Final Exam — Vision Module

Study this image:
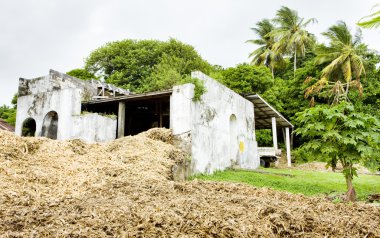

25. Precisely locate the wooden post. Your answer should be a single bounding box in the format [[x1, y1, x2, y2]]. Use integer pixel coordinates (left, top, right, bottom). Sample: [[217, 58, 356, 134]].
[[285, 127, 291, 167], [272, 117, 278, 150], [159, 101, 163, 127], [117, 102, 126, 138]]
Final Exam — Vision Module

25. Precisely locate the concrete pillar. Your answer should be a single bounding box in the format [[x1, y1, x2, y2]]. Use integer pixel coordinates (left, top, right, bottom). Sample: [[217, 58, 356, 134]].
[[117, 102, 125, 138], [285, 127, 291, 167], [272, 117, 278, 150]]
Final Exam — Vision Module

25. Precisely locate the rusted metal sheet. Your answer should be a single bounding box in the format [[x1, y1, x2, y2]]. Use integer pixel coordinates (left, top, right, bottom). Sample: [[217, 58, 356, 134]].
[[0, 119, 15, 132]]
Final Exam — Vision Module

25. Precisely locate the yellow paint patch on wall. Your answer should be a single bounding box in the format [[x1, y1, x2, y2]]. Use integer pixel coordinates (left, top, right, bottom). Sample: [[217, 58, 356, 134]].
[[239, 141, 244, 153]]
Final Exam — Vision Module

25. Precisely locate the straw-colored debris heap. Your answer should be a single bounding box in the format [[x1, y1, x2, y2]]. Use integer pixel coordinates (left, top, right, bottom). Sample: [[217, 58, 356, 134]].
[[0, 129, 379, 237]]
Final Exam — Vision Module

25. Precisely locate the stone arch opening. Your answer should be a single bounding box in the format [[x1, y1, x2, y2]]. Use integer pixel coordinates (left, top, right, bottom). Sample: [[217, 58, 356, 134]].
[[41, 111, 59, 139], [229, 114, 238, 162], [21, 118, 36, 137]]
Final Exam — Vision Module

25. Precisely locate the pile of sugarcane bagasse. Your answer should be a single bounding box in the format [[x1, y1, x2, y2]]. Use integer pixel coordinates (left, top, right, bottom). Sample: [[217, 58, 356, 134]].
[[0, 128, 379, 237]]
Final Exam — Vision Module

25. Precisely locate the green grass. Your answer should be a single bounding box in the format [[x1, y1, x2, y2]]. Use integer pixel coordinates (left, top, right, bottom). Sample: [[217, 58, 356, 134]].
[[193, 168, 380, 201]]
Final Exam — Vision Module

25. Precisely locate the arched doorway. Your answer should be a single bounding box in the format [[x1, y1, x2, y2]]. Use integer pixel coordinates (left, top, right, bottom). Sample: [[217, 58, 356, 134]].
[[21, 118, 36, 137], [229, 114, 238, 162], [41, 111, 58, 139]]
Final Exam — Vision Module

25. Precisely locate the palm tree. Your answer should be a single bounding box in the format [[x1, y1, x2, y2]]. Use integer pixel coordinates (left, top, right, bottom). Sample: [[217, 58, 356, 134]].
[[270, 6, 317, 79], [314, 21, 365, 100], [246, 19, 285, 79], [357, 4, 380, 29]]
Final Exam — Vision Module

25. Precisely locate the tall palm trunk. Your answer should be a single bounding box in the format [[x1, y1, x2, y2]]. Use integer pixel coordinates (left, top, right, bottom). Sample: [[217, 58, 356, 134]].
[[293, 47, 297, 80]]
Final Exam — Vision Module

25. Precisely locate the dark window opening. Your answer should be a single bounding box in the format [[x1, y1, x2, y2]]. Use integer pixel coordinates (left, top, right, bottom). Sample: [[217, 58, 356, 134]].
[[82, 102, 119, 117], [21, 118, 36, 137]]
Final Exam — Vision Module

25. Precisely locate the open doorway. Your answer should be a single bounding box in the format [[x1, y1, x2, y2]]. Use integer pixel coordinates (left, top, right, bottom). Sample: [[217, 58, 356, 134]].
[[41, 111, 59, 139], [21, 118, 36, 137]]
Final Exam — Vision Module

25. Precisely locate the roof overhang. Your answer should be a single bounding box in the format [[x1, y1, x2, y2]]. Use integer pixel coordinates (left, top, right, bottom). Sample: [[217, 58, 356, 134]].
[[244, 94, 294, 129], [82, 89, 173, 105]]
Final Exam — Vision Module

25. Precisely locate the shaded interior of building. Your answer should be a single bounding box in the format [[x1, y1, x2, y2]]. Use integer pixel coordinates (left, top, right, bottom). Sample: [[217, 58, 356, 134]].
[[82, 94, 171, 136], [21, 118, 36, 137]]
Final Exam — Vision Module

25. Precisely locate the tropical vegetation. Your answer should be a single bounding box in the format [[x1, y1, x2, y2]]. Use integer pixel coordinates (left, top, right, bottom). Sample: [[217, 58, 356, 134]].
[[357, 4, 380, 29], [269, 6, 316, 79], [246, 19, 285, 78]]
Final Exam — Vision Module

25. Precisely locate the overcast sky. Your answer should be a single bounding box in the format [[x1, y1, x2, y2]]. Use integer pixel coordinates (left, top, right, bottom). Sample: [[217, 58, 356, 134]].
[[0, 0, 379, 105]]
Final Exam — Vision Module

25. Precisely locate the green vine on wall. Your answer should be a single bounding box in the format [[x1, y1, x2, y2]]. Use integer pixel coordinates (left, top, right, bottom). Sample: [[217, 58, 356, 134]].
[[180, 76, 207, 102]]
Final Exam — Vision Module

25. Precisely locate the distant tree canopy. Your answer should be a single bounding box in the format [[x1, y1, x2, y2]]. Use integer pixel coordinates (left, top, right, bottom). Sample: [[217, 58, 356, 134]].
[[0, 94, 17, 126], [84, 38, 213, 92], [66, 68, 97, 81], [217, 64, 273, 95]]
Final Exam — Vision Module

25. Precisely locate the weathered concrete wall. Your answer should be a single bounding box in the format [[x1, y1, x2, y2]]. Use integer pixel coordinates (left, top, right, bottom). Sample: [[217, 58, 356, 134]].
[[15, 70, 116, 142], [72, 113, 116, 142], [15, 88, 81, 139], [170, 83, 194, 136], [170, 72, 259, 174], [18, 70, 97, 100]]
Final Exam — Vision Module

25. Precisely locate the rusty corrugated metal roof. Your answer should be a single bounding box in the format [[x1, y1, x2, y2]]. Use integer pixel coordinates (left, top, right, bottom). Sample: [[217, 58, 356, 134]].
[[244, 94, 294, 129], [0, 119, 15, 132]]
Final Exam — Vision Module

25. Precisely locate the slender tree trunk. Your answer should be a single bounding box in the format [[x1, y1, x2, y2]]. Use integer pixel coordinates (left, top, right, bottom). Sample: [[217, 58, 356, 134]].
[[294, 48, 297, 80], [345, 80, 350, 96], [271, 67, 274, 80], [345, 177, 356, 202], [344, 163, 356, 202], [331, 159, 337, 172]]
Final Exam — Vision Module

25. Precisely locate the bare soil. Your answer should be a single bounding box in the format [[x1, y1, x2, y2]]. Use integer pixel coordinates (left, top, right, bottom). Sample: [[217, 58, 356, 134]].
[[1, 129, 379, 237], [276, 155, 377, 175]]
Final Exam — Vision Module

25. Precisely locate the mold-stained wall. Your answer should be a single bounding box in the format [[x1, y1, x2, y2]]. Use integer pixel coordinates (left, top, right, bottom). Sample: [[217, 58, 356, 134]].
[[72, 113, 116, 142], [170, 72, 259, 174], [15, 70, 116, 142]]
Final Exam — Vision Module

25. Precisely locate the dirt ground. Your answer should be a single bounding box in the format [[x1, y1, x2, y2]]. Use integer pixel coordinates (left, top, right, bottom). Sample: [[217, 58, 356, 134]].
[[276, 155, 378, 175], [0, 129, 379, 237]]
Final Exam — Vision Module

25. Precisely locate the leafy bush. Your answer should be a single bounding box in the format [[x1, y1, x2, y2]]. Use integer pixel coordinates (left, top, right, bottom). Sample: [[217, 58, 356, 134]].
[[295, 101, 380, 201]]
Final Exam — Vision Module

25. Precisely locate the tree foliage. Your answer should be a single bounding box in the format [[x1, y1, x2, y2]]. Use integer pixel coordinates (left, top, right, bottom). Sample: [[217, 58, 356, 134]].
[[0, 106, 15, 125], [84, 39, 212, 92], [219, 64, 273, 94], [66, 68, 97, 81], [357, 4, 380, 29], [295, 102, 380, 201], [0, 96, 17, 127], [308, 22, 366, 103], [269, 6, 317, 79], [247, 19, 285, 78]]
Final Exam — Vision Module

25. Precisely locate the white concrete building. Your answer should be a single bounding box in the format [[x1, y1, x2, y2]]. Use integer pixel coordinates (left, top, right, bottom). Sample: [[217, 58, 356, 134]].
[[15, 70, 128, 142], [16, 70, 293, 175], [171, 72, 258, 173]]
